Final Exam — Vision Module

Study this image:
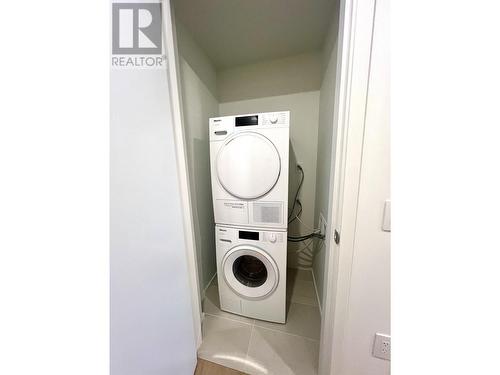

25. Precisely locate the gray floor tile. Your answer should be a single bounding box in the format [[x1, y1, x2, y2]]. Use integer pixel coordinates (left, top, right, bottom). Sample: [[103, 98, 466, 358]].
[[254, 302, 321, 340], [198, 315, 252, 373], [245, 326, 319, 375]]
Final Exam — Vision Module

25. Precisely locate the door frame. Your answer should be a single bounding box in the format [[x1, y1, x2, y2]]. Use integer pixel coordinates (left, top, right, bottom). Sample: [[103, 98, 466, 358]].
[[162, 0, 203, 349], [164, 0, 379, 369], [318, 0, 378, 373]]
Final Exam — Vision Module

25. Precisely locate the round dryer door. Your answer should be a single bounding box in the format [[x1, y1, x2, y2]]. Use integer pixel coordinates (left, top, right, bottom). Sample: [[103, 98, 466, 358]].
[[222, 245, 279, 300], [216, 132, 281, 199]]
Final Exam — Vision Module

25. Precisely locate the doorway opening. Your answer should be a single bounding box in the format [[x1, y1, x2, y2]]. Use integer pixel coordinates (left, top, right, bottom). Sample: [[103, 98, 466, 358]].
[[166, 0, 363, 374]]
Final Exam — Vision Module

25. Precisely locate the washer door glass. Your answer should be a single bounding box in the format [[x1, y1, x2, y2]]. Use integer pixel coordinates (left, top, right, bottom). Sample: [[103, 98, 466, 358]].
[[223, 246, 279, 300], [216, 132, 281, 199], [232, 255, 268, 287]]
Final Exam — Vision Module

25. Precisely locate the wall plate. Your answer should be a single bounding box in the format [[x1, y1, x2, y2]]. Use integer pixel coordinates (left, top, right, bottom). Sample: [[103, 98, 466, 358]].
[[373, 333, 391, 360]]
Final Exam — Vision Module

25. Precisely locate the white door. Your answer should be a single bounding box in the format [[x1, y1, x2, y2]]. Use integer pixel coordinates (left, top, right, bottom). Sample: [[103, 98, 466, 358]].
[[336, 0, 390, 372], [216, 132, 281, 199], [319, 0, 390, 373], [110, 1, 199, 374]]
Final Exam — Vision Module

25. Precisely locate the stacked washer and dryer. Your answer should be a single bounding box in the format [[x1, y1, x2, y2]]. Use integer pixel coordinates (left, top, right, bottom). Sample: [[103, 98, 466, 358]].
[[209, 111, 290, 323]]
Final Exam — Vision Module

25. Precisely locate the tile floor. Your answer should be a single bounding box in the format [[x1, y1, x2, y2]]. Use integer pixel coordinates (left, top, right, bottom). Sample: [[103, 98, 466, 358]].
[[198, 268, 321, 375]]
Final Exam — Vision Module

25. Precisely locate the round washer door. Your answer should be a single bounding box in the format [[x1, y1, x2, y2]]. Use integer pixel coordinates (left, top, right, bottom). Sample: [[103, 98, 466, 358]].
[[222, 245, 279, 300], [216, 132, 281, 199]]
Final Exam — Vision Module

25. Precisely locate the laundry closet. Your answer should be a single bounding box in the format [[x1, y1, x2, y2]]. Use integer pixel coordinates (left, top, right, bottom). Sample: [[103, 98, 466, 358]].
[[173, 1, 340, 373]]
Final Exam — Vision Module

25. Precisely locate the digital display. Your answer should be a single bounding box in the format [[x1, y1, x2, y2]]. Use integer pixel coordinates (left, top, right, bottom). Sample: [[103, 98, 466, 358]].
[[239, 230, 259, 241], [235, 115, 258, 126]]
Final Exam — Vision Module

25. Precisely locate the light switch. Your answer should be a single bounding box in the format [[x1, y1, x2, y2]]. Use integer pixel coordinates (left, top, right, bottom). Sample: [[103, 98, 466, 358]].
[[382, 199, 391, 232]]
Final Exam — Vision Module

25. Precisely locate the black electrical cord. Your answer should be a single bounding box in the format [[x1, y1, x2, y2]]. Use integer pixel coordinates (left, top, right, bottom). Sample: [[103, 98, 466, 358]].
[[295, 200, 303, 219], [287, 165, 304, 222], [288, 233, 324, 240], [287, 232, 325, 242], [288, 199, 302, 224], [286, 164, 326, 243]]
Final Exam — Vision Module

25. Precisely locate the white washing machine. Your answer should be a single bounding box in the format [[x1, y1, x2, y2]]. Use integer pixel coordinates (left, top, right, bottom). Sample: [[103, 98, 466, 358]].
[[209, 112, 289, 230], [215, 224, 287, 323]]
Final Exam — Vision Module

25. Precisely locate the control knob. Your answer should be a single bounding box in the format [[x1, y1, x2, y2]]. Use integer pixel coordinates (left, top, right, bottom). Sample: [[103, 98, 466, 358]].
[[268, 233, 277, 243], [268, 114, 279, 124]]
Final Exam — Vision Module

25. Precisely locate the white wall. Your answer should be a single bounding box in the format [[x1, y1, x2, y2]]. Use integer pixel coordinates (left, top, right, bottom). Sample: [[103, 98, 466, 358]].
[[217, 52, 322, 103], [219, 92, 320, 269], [176, 19, 218, 98], [110, 68, 197, 374], [321, 8, 341, 77], [313, 7, 340, 308], [338, 0, 390, 372], [176, 14, 220, 294], [179, 57, 219, 293]]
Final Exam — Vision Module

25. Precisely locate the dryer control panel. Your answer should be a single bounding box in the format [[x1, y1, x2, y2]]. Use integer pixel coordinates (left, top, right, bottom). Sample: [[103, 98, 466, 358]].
[[209, 111, 289, 141]]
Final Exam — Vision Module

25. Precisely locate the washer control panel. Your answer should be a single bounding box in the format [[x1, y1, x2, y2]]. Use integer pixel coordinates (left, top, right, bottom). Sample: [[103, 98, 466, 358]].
[[217, 226, 285, 244]]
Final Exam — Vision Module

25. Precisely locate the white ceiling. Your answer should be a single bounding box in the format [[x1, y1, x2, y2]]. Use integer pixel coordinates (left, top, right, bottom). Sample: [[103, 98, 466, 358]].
[[173, 0, 337, 70]]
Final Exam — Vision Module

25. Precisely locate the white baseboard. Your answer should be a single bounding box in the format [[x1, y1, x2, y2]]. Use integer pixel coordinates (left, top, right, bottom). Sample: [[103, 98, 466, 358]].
[[311, 268, 323, 316]]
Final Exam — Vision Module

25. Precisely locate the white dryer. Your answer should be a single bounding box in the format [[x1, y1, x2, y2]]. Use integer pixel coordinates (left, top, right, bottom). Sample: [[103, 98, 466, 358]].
[[215, 224, 286, 323], [209, 112, 289, 230]]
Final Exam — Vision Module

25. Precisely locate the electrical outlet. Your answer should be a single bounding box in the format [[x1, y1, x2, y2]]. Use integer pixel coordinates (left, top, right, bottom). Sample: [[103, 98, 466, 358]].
[[319, 214, 327, 236], [373, 333, 391, 361]]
